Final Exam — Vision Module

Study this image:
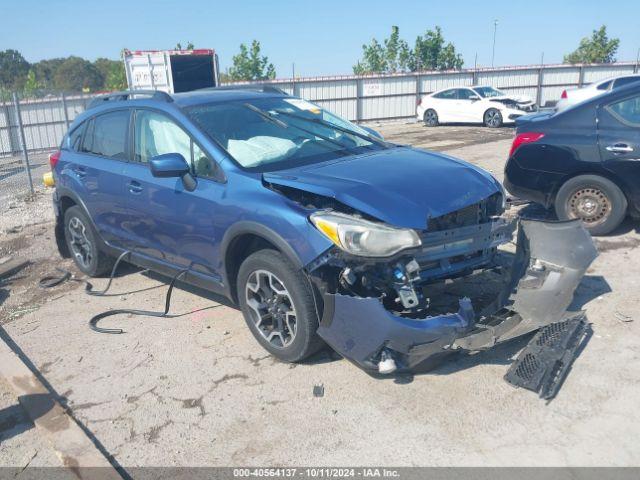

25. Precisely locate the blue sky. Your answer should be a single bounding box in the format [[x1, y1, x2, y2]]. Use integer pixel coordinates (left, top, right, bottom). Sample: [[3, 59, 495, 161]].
[[2, 0, 638, 77]]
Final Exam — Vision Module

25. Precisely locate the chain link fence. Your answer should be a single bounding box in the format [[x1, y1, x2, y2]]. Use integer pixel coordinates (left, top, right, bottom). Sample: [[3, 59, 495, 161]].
[[0, 91, 95, 203]]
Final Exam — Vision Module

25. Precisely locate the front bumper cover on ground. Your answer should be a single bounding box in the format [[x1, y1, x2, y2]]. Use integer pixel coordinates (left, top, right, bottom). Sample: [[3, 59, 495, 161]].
[[316, 218, 598, 372]]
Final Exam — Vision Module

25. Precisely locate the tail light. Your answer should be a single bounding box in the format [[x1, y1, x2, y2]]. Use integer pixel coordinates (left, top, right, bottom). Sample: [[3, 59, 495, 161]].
[[416, 97, 422, 106], [561, 90, 568, 99], [509, 132, 545, 157], [49, 150, 61, 169]]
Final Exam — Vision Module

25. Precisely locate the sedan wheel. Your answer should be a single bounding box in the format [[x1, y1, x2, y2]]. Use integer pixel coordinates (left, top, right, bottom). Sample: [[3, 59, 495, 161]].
[[566, 187, 611, 227], [423, 109, 439, 127], [555, 175, 628, 236], [483, 108, 503, 128]]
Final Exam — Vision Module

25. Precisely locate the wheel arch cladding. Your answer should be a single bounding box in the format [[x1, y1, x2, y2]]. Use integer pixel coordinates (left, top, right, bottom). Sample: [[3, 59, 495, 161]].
[[221, 222, 306, 304]]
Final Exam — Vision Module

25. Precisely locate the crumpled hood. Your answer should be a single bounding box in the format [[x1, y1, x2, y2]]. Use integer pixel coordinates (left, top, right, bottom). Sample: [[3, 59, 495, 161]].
[[490, 94, 534, 105], [263, 147, 502, 229]]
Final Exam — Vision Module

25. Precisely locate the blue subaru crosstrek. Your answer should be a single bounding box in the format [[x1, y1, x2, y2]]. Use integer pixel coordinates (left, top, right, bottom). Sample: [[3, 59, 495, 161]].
[[50, 88, 597, 374]]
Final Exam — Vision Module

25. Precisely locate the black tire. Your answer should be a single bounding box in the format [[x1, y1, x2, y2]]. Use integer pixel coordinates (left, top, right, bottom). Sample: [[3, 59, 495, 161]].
[[423, 109, 439, 127], [483, 108, 503, 128], [63, 206, 115, 276], [555, 175, 627, 236], [237, 249, 324, 362]]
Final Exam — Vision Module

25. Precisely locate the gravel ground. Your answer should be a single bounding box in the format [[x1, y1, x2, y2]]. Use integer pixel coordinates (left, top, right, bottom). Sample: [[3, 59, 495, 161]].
[[1, 123, 639, 469]]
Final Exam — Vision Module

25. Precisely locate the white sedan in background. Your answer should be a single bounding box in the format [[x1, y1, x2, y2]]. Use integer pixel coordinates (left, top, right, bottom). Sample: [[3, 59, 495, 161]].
[[416, 85, 537, 128], [556, 74, 640, 111]]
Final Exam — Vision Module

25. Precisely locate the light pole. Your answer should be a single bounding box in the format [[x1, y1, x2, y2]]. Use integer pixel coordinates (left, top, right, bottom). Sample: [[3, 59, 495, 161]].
[[491, 19, 498, 68]]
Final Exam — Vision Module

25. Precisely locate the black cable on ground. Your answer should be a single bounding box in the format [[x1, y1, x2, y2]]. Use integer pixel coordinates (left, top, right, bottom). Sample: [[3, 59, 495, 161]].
[[39, 250, 190, 335]]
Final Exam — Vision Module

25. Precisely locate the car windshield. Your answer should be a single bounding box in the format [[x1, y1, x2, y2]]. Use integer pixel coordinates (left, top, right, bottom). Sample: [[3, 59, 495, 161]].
[[186, 97, 388, 171], [474, 86, 504, 98]]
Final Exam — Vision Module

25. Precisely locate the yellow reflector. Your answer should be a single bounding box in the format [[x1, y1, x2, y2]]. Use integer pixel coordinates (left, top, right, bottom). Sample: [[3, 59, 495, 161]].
[[315, 218, 341, 246], [43, 172, 55, 187]]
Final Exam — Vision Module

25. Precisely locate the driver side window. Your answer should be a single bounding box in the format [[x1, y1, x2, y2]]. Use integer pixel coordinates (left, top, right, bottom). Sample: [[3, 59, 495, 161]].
[[134, 110, 217, 179]]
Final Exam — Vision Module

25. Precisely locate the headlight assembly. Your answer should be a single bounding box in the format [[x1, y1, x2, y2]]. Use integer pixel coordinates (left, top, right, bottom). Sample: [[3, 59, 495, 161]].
[[310, 212, 421, 257]]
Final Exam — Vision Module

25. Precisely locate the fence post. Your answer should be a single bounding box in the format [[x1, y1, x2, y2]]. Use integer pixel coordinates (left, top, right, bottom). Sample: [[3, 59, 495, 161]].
[[12, 92, 34, 196], [356, 77, 363, 123], [578, 65, 585, 87], [536, 67, 543, 107], [61, 92, 70, 130], [415, 74, 421, 109]]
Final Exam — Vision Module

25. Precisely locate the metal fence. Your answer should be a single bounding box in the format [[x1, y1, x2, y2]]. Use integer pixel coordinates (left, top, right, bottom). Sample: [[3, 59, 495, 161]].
[[252, 61, 639, 122], [1, 61, 638, 198], [0, 92, 94, 200]]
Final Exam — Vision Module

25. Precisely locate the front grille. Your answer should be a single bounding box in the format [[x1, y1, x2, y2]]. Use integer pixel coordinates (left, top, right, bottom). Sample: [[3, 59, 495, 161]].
[[427, 192, 502, 232]]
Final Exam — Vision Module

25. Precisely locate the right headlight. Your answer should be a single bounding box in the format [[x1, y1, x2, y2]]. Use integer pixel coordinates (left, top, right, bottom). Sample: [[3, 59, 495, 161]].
[[310, 211, 421, 257]]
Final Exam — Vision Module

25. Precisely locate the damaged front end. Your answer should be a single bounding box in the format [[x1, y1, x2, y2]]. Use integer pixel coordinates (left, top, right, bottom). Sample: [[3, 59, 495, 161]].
[[308, 211, 597, 374]]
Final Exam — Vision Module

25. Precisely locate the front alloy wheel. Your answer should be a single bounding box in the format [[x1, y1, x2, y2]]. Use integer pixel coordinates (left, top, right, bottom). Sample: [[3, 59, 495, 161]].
[[237, 249, 325, 362], [245, 269, 297, 348], [484, 108, 503, 128]]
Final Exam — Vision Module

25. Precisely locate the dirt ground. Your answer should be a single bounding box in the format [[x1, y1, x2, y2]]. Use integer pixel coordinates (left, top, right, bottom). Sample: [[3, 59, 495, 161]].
[[1, 123, 639, 469]]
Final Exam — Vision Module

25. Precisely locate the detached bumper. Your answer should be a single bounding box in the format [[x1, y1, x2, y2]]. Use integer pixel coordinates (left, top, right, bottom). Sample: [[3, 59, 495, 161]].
[[317, 218, 597, 373]]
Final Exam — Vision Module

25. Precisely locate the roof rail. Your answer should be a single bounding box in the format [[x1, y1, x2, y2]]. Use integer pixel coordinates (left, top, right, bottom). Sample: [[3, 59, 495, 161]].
[[201, 84, 289, 95], [88, 90, 174, 109]]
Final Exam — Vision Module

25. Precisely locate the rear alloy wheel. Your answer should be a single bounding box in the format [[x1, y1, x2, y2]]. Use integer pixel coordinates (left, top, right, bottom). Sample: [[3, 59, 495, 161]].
[[237, 249, 325, 362], [63, 205, 115, 276], [423, 109, 439, 127], [555, 175, 627, 235], [483, 108, 503, 128]]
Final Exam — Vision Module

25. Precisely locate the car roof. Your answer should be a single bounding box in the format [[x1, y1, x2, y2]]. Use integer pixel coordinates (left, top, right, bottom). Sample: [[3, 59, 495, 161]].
[[561, 79, 640, 114], [172, 89, 286, 107], [593, 73, 640, 85]]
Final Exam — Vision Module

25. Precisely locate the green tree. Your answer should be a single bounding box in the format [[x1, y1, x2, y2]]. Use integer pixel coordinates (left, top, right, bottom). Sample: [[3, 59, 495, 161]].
[[94, 58, 126, 90], [228, 40, 276, 81], [564, 26, 620, 64], [410, 27, 463, 70], [32, 58, 65, 89], [53, 56, 104, 92], [353, 26, 463, 74], [0, 49, 30, 90], [175, 42, 195, 50], [353, 38, 387, 74], [23, 69, 43, 97]]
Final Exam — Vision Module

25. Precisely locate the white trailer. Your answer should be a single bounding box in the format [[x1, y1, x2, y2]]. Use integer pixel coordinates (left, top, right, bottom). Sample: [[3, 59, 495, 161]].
[[123, 48, 220, 94]]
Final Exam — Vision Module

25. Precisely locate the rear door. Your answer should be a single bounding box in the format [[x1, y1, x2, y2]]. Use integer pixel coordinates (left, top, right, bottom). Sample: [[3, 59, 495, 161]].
[[429, 89, 458, 123], [120, 108, 224, 279], [74, 109, 130, 246], [598, 92, 640, 211]]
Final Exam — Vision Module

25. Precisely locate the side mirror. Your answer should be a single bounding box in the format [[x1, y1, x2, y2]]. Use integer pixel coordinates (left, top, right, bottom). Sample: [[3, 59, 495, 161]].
[[361, 126, 384, 140], [469, 95, 481, 101], [149, 153, 191, 178]]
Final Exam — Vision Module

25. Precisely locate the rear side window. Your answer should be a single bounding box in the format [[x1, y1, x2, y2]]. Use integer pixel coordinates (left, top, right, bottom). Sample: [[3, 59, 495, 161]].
[[613, 77, 640, 89], [67, 123, 85, 151], [596, 80, 612, 91], [607, 95, 640, 126], [81, 110, 129, 160], [433, 89, 457, 99]]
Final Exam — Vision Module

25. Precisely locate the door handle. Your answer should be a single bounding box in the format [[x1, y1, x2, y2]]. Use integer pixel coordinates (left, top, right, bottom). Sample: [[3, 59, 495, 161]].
[[606, 143, 634, 154], [127, 181, 143, 194]]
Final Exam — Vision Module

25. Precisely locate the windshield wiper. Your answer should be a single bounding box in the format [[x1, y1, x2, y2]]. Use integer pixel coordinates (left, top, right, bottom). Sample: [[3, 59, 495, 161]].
[[272, 109, 391, 148], [244, 103, 288, 128]]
